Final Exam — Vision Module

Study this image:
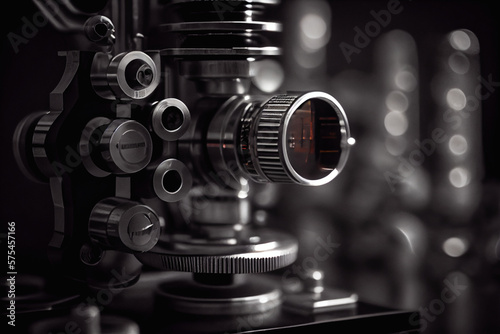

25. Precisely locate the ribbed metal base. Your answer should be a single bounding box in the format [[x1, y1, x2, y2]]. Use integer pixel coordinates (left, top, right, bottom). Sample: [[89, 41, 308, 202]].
[[135, 229, 298, 273]]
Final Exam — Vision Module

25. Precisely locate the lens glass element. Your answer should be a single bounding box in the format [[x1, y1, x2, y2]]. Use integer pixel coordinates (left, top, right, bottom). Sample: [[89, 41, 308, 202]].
[[285, 99, 341, 180]]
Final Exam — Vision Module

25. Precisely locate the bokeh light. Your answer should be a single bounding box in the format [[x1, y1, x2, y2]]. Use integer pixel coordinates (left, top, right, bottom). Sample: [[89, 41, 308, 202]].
[[448, 134, 468, 155], [384, 111, 409, 136], [443, 237, 469, 257], [448, 167, 470, 188], [446, 88, 467, 111]]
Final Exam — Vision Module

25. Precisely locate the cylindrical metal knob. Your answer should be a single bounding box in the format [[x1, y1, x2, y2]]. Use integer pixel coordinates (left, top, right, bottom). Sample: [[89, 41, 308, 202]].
[[89, 198, 161, 252], [151, 98, 191, 141], [153, 158, 193, 202], [84, 15, 115, 46], [12, 111, 50, 183], [91, 51, 160, 100], [99, 119, 153, 174]]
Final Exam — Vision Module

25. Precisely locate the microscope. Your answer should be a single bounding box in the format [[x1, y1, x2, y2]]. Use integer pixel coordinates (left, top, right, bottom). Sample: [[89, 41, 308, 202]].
[[9, 0, 420, 332]]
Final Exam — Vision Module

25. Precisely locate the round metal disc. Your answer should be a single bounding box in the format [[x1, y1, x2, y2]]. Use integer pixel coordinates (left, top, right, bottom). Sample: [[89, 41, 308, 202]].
[[156, 272, 281, 315], [161, 21, 282, 32], [135, 229, 297, 274], [161, 46, 281, 57]]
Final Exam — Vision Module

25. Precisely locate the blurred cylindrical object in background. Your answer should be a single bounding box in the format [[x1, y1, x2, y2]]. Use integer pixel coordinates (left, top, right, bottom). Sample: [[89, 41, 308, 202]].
[[374, 29, 431, 210], [430, 29, 483, 224], [282, 0, 331, 90]]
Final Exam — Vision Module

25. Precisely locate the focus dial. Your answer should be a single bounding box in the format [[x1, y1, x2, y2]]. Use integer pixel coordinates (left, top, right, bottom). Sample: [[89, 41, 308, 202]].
[[245, 92, 351, 186]]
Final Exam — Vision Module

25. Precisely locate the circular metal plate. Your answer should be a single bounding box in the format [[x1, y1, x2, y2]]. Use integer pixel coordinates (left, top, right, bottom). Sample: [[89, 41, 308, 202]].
[[161, 21, 282, 32], [156, 272, 281, 315], [153, 159, 193, 202], [135, 229, 297, 274], [100, 120, 153, 174], [161, 46, 281, 57], [151, 99, 191, 141]]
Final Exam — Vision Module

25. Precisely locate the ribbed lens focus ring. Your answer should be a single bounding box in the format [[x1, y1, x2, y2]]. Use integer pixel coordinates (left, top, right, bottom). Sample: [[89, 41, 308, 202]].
[[240, 92, 351, 186]]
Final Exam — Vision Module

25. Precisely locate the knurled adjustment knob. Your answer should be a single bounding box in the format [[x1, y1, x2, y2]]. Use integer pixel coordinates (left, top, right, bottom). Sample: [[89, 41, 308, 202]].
[[99, 119, 153, 174], [89, 197, 161, 252], [243, 92, 351, 186], [253, 95, 297, 183]]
